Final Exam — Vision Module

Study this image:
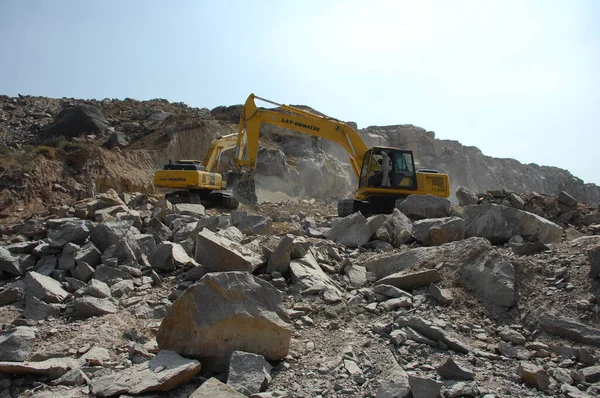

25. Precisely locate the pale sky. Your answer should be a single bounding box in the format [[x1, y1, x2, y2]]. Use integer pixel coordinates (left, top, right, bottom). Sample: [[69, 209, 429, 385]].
[[1, 1, 598, 184]]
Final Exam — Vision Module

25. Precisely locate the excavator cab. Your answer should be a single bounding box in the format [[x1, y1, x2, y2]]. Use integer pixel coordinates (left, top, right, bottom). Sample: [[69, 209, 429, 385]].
[[359, 147, 417, 190]]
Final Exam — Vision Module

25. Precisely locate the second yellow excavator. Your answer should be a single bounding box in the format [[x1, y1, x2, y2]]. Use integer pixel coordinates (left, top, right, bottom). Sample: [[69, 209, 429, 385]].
[[154, 94, 451, 217]]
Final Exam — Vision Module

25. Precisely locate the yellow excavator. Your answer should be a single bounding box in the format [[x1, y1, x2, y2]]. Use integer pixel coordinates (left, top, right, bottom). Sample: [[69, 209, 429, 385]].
[[154, 94, 451, 216], [153, 133, 242, 209]]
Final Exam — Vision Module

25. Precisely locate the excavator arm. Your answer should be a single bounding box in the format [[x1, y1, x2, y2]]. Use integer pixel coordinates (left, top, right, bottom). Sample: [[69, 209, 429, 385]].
[[234, 94, 368, 179], [201, 132, 244, 172]]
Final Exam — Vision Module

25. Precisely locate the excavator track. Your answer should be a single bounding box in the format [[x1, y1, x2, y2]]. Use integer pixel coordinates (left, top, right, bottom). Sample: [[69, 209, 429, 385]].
[[164, 190, 239, 210]]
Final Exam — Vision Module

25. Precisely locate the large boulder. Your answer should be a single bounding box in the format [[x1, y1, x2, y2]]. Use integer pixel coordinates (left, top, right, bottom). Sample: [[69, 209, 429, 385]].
[[90, 221, 135, 252], [156, 272, 292, 371], [396, 194, 452, 220], [226, 351, 272, 395], [464, 204, 563, 244], [324, 212, 387, 248], [411, 217, 465, 246], [41, 104, 110, 139]]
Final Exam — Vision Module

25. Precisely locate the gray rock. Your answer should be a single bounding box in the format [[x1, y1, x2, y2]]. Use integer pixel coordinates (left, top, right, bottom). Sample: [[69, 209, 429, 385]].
[[93, 265, 133, 285], [456, 186, 478, 206], [408, 374, 443, 398], [234, 214, 273, 235], [195, 229, 262, 273], [110, 279, 134, 298], [90, 350, 201, 397], [324, 212, 387, 248], [375, 269, 441, 291], [588, 247, 600, 279], [41, 104, 110, 139], [436, 357, 475, 380], [57, 252, 75, 271], [0, 247, 35, 276], [174, 203, 206, 218], [381, 209, 413, 246], [134, 233, 157, 256], [412, 217, 465, 246], [559, 191, 578, 207], [35, 255, 57, 276], [497, 341, 518, 358], [47, 220, 93, 247], [395, 315, 470, 353], [18, 218, 47, 238], [376, 380, 410, 398], [80, 279, 111, 298], [518, 361, 550, 390], [459, 253, 515, 309], [290, 250, 343, 297], [344, 264, 367, 289], [373, 284, 414, 301], [464, 204, 563, 244], [70, 262, 95, 282], [499, 327, 526, 345], [580, 365, 600, 383], [156, 272, 292, 372], [510, 241, 549, 256], [90, 221, 134, 252], [509, 193, 525, 210], [535, 309, 600, 346], [190, 377, 247, 397], [149, 242, 193, 272], [73, 296, 118, 317], [74, 242, 101, 268], [185, 265, 208, 282], [0, 326, 36, 361], [62, 243, 79, 254], [429, 283, 453, 305], [51, 368, 89, 386], [150, 218, 172, 243], [217, 226, 244, 243], [23, 296, 61, 320], [266, 234, 294, 274], [396, 194, 452, 220], [0, 286, 24, 305], [227, 351, 272, 395], [25, 271, 69, 303], [0, 357, 82, 380], [5, 241, 39, 254]]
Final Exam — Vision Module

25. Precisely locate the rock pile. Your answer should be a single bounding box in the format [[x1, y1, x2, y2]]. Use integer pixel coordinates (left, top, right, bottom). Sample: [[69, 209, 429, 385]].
[[0, 188, 599, 397]]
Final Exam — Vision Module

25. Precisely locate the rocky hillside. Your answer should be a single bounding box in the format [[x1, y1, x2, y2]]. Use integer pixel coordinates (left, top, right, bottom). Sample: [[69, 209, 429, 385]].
[[1, 94, 599, 216], [0, 187, 600, 397]]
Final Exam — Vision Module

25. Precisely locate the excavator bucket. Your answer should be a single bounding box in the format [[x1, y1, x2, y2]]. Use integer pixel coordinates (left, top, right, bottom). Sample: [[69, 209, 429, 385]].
[[226, 171, 258, 205]]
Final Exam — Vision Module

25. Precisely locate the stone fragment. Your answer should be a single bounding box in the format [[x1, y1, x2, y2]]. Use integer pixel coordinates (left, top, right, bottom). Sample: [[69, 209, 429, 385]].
[[289, 251, 342, 297], [0, 247, 35, 276], [588, 247, 600, 279], [47, 220, 93, 247], [266, 234, 294, 274], [535, 310, 600, 346], [324, 213, 387, 248], [558, 191, 578, 207], [80, 279, 111, 298], [436, 357, 475, 380], [518, 361, 550, 390], [149, 242, 193, 271], [25, 271, 69, 303], [429, 283, 453, 305], [0, 326, 36, 361], [234, 214, 273, 235], [71, 261, 95, 282], [73, 296, 118, 317], [0, 357, 81, 380], [227, 351, 272, 395], [580, 365, 600, 383], [383, 208, 413, 247], [344, 264, 367, 289], [459, 254, 515, 309], [456, 186, 478, 206], [408, 374, 443, 398], [412, 217, 465, 246], [375, 269, 441, 291], [191, 377, 246, 397], [23, 296, 61, 320], [90, 350, 201, 397], [110, 279, 134, 298], [0, 286, 25, 305], [395, 315, 470, 353], [74, 242, 102, 268]]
